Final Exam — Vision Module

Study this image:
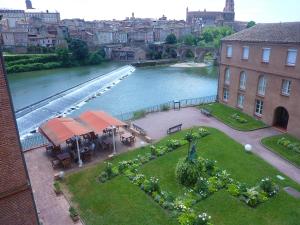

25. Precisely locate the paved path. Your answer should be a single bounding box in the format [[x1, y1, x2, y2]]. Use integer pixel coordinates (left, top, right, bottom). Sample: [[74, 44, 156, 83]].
[[25, 147, 83, 225], [134, 107, 300, 184]]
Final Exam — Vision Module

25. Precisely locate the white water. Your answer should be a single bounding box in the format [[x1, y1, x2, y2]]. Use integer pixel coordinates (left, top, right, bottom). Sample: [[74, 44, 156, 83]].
[[17, 65, 135, 137]]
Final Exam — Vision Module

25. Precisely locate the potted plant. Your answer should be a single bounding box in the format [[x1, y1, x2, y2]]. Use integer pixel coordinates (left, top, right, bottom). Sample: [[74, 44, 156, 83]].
[[69, 206, 79, 222], [53, 181, 62, 195]]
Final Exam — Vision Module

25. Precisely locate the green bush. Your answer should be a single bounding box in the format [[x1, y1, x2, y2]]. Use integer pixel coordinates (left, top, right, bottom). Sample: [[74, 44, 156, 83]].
[[160, 104, 170, 111], [175, 158, 201, 187], [132, 110, 146, 120], [259, 178, 279, 197], [69, 206, 79, 218], [227, 183, 240, 197], [194, 177, 209, 195]]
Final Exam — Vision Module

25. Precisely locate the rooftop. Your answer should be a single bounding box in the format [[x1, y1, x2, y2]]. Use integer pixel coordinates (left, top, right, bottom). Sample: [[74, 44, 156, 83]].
[[222, 22, 300, 44]]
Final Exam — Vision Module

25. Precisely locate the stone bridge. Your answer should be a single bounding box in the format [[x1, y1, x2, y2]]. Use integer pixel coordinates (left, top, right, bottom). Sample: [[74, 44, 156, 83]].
[[176, 45, 217, 62]]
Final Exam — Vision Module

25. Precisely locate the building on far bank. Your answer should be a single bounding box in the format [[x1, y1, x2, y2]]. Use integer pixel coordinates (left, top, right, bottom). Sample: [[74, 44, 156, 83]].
[[186, 0, 235, 27], [219, 22, 300, 138], [112, 46, 146, 61]]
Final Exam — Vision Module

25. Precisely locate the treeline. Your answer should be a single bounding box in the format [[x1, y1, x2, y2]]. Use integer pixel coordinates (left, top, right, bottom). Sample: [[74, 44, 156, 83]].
[[5, 38, 107, 74], [165, 26, 234, 49]]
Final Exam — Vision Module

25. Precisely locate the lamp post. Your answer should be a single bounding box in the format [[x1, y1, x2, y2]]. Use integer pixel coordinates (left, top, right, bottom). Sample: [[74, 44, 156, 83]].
[[244, 144, 252, 153], [75, 135, 83, 167], [111, 126, 116, 155]]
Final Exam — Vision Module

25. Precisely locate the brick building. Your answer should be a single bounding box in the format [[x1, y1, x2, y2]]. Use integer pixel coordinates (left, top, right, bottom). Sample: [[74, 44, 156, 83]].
[[0, 44, 38, 223], [219, 22, 300, 138]]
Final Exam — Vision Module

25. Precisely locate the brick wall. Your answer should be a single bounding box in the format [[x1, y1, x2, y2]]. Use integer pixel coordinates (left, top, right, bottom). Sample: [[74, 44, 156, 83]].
[[218, 41, 300, 138], [0, 51, 39, 224]]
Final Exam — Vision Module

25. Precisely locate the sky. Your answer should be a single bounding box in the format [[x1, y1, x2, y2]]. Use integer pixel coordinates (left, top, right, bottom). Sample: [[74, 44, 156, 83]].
[[0, 0, 300, 23]]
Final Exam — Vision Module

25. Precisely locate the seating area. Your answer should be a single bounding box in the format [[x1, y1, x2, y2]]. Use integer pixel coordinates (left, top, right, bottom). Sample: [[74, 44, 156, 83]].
[[39, 111, 139, 169]]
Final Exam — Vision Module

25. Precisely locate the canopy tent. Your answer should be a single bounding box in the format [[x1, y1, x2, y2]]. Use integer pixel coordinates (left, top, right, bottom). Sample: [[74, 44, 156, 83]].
[[39, 117, 93, 146], [77, 111, 126, 134]]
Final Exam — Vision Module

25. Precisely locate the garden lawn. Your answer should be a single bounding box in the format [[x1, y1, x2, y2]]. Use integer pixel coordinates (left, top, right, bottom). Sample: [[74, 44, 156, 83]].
[[65, 127, 300, 225], [201, 103, 267, 131], [262, 134, 300, 167]]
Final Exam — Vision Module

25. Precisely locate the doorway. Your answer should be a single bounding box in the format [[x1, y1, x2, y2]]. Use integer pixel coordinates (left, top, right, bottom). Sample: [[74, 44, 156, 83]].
[[273, 107, 289, 130]]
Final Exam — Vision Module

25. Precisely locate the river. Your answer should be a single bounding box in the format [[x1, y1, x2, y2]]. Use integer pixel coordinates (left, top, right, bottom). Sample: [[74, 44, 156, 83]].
[[7, 62, 218, 136]]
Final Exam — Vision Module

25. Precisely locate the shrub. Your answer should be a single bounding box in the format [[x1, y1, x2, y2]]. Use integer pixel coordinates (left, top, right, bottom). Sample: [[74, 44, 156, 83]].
[[231, 113, 248, 124], [176, 158, 201, 187], [227, 183, 240, 197], [53, 181, 62, 194], [198, 128, 210, 137], [242, 188, 260, 207], [194, 177, 209, 196], [204, 159, 216, 176], [194, 212, 212, 225], [141, 177, 160, 194], [259, 178, 279, 197], [166, 139, 182, 150], [132, 110, 146, 120], [99, 171, 108, 183], [69, 206, 79, 221], [160, 104, 170, 111], [132, 174, 145, 186]]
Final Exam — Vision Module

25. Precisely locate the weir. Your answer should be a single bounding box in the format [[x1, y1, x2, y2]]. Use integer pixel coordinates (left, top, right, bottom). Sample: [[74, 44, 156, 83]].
[[16, 65, 136, 137]]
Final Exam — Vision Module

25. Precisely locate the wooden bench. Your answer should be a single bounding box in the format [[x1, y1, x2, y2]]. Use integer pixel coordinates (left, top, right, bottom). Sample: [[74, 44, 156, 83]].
[[167, 124, 182, 134], [200, 108, 212, 117], [132, 123, 147, 136]]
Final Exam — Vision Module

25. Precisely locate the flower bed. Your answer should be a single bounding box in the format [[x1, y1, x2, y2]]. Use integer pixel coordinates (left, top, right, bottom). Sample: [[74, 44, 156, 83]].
[[98, 127, 279, 225]]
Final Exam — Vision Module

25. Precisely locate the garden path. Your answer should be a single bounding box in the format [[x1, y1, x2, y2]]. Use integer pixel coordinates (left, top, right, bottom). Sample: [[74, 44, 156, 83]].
[[133, 107, 300, 185]]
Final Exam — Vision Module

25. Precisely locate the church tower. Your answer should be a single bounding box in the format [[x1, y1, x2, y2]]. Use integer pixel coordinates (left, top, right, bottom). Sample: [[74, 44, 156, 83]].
[[224, 0, 234, 12], [25, 0, 33, 9]]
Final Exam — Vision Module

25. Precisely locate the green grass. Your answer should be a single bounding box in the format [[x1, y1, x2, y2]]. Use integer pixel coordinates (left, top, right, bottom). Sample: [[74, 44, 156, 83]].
[[201, 103, 267, 131], [65, 127, 300, 225], [262, 134, 300, 167]]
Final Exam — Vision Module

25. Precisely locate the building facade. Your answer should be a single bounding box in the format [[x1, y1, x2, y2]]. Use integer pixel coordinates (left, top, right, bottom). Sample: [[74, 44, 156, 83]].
[[186, 0, 235, 27], [0, 44, 39, 224], [219, 22, 300, 138]]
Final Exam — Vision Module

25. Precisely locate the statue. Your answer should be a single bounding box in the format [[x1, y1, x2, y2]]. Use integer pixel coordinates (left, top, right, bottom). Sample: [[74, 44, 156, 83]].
[[188, 143, 197, 162]]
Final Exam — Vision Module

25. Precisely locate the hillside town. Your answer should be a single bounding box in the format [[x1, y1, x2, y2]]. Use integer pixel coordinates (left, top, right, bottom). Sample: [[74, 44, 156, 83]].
[[0, 0, 247, 61]]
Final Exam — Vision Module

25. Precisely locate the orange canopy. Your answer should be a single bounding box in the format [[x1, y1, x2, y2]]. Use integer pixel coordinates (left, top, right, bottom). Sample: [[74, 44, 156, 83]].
[[39, 117, 93, 146], [78, 111, 126, 134]]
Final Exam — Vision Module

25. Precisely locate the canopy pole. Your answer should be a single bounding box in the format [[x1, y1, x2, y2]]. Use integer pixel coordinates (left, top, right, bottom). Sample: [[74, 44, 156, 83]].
[[76, 136, 83, 167], [111, 126, 116, 155]]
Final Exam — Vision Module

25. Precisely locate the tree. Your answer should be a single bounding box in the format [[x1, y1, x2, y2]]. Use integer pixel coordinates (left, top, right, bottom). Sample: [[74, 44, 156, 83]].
[[200, 26, 234, 48], [165, 33, 177, 44], [88, 52, 103, 65], [247, 21, 256, 28], [68, 39, 89, 62], [56, 48, 71, 66], [184, 35, 196, 46]]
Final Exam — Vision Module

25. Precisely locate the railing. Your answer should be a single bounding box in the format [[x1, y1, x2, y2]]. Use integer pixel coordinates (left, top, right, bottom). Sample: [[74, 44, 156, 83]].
[[21, 133, 49, 152], [20, 95, 217, 151], [114, 95, 217, 121]]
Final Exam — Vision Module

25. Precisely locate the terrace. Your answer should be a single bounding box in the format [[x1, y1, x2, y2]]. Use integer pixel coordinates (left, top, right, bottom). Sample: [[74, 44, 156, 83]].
[[24, 107, 300, 225]]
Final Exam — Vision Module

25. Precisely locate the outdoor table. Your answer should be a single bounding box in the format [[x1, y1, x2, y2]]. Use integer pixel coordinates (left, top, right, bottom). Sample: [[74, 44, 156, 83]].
[[56, 152, 71, 168], [121, 133, 135, 145]]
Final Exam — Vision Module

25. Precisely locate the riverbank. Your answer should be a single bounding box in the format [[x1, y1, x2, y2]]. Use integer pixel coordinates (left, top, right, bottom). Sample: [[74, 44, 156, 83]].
[[170, 62, 208, 68], [132, 59, 178, 67]]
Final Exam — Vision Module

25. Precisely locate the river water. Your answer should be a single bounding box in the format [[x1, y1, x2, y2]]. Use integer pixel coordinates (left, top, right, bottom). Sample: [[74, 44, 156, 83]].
[[7, 62, 218, 136]]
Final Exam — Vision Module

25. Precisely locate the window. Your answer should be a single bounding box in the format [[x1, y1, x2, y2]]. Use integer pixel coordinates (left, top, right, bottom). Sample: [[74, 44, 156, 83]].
[[262, 48, 271, 63], [255, 99, 264, 116], [239, 71, 247, 90], [242, 46, 249, 59], [223, 89, 229, 101], [282, 80, 291, 96], [224, 68, 230, 85], [258, 76, 267, 96], [237, 94, 245, 108], [286, 49, 297, 66], [226, 45, 233, 58]]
